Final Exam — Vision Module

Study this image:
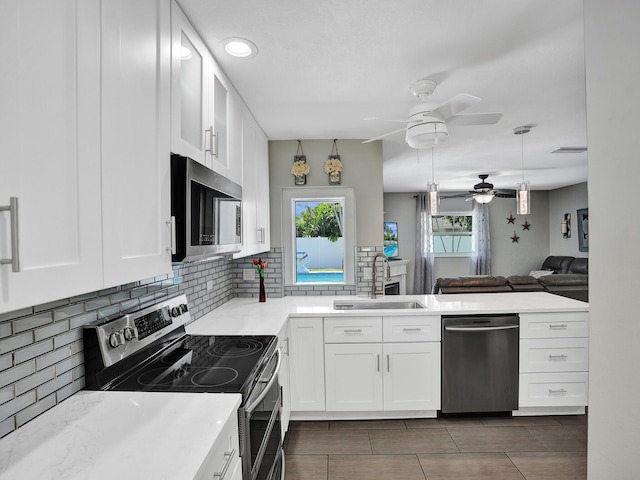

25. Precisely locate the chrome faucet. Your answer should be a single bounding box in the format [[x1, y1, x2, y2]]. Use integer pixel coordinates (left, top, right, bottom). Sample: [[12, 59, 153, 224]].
[[371, 252, 388, 298]]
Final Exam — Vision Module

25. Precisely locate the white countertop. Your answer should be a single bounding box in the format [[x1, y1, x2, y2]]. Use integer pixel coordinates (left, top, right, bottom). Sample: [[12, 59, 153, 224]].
[[186, 292, 588, 336], [0, 391, 241, 480]]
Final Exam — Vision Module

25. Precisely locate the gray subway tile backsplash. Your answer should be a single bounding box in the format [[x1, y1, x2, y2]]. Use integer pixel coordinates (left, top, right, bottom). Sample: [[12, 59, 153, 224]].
[[0, 245, 380, 438]]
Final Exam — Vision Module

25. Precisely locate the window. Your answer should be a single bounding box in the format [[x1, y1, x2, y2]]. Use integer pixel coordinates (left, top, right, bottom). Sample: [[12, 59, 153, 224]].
[[282, 187, 356, 285], [294, 200, 344, 283], [432, 213, 473, 256]]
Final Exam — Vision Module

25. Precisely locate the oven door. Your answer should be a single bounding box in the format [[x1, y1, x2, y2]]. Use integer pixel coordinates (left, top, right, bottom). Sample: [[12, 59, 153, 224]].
[[241, 348, 282, 480]]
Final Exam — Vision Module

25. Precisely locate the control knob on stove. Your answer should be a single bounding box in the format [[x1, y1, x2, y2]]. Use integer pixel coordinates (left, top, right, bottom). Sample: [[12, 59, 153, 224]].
[[108, 331, 125, 348], [171, 304, 188, 317], [123, 326, 137, 341]]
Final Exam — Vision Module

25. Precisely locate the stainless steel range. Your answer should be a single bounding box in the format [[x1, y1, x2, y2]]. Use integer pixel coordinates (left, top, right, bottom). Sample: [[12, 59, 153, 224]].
[[83, 295, 283, 480]]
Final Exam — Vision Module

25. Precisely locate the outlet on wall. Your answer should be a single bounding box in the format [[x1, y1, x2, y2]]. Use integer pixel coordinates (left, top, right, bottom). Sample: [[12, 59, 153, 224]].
[[243, 268, 256, 281]]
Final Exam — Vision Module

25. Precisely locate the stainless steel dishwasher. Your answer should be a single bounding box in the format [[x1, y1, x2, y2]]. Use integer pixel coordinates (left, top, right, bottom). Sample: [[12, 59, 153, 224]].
[[442, 314, 519, 413]]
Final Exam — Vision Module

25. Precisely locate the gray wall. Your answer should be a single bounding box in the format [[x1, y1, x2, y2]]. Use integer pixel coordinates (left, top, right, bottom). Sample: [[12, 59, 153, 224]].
[[383, 190, 551, 293], [585, 1, 640, 476], [268, 139, 384, 247], [548, 182, 588, 257]]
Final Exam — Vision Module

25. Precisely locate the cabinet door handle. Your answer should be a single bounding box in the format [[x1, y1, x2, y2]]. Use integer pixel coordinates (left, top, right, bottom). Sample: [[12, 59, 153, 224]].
[[205, 127, 218, 157], [0, 197, 20, 272], [548, 354, 568, 360], [549, 324, 568, 329], [548, 388, 567, 395], [213, 449, 236, 479], [386, 354, 390, 372], [166, 217, 176, 254], [377, 354, 380, 372], [343, 329, 362, 334]]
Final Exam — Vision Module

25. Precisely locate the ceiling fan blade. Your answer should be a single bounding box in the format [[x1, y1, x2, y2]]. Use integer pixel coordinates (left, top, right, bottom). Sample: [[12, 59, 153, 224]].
[[493, 189, 517, 198], [447, 112, 503, 126], [362, 127, 406, 143], [364, 117, 422, 124], [440, 193, 472, 199], [431, 93, 481, 121]]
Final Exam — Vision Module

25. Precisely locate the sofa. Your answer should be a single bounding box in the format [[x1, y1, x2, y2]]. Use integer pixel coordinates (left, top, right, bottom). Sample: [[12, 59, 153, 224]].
[[432, 256, 588, 301]]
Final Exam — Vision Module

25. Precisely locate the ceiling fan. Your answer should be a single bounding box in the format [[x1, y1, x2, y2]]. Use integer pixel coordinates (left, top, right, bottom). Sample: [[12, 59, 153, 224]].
[[363, 78, 503, 148], [441, 174, 516, 204]]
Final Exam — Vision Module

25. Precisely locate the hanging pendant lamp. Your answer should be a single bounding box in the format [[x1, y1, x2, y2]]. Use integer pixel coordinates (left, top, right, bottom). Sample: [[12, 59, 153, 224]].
[[514, 126, 532, 215], [427, 147, 440, 214]]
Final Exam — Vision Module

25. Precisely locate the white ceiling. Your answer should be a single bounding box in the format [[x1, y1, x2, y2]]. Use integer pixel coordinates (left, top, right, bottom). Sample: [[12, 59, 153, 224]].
[[177, 0, 587, 193]]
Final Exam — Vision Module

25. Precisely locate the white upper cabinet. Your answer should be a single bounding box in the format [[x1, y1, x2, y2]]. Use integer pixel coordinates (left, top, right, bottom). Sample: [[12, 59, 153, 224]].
[[235, 109, 270, 258], [170, 3, 208, 164], [0, 0, 103, 313], [170, 1, 241, 185], [0, 0, 173, 314], [101, 0, 173, 286]]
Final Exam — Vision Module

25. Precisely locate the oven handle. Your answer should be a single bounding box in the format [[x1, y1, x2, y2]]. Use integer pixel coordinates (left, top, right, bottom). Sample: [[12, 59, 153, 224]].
[[245, 347, 282, 414]]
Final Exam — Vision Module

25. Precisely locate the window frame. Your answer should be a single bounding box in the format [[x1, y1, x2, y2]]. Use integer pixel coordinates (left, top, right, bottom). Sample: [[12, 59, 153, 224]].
[[431, 211, 473, 258], [282, 187, 356, 286]]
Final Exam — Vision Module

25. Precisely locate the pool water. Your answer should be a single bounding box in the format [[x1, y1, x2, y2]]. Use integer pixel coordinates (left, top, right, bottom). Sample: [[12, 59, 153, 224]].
[[297, 271, 345, 283]]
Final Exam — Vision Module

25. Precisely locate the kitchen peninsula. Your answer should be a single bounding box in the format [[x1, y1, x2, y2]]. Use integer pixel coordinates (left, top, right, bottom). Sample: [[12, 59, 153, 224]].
[[186, 292, 589, 425]]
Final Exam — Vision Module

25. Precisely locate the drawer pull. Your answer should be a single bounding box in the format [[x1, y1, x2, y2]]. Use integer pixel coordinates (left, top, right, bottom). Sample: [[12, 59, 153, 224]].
[[548, 354, 568, 360], [549, 324, 568, 329], [343, 328, 363, 334], [548, 388, 568, 395], [213, 449, 236, 479], [377, 354, 380, 372], [402, 327, 422, 332]]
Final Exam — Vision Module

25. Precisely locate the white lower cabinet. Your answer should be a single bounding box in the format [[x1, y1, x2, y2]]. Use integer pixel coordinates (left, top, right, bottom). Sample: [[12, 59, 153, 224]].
[[194, 409, 241, 480], [325, 343, 383, 411], [288, 317, 325, 411], [323, 315, 441, 413], [518, 312, 589, 411], [324, 341, 440, 412], [383, 342, 441, 411]]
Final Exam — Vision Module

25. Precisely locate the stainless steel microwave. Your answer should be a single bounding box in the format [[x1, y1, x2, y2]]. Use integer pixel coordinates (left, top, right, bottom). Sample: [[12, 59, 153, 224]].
[[170, 154, 242, 262]]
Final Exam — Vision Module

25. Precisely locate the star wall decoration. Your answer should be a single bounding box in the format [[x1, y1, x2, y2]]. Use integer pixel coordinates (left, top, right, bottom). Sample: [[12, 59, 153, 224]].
[[510, 231, 520, 243], [522, 219, 531, 231], [506, 213, 516, 224]]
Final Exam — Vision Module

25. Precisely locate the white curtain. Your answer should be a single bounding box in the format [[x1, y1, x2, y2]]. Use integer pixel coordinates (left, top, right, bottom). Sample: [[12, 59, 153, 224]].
[[470, 201, 491, 275], [414, 194, 436, 293]]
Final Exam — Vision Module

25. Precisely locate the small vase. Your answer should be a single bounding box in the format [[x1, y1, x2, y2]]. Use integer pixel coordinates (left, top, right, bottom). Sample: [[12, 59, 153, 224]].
[[259, 276, 266, 302]]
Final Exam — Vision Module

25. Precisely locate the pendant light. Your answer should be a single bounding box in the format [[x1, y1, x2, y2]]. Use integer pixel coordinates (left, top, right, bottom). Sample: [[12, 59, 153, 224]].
[[427, 147, 440, 214], [514, 126, 532, 215]]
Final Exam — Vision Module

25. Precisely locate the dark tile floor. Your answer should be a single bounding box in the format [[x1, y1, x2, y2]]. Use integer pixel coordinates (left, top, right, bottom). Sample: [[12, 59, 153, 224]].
[[284, 415, 587, 479]]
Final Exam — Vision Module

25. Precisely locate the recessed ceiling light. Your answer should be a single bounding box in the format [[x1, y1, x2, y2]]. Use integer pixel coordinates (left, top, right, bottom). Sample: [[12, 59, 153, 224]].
[[224, 37, 258, 58]]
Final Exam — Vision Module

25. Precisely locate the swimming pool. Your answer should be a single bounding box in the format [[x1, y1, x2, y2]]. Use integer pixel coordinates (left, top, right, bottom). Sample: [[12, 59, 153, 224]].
[[296, 271, 345, 283]]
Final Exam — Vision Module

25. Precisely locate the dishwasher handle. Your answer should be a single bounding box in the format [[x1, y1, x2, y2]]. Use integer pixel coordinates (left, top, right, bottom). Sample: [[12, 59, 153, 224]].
[[445, 325, 519, 332]]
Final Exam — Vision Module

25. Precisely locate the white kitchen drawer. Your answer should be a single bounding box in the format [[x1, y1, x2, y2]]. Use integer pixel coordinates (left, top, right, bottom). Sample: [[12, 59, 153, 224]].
[[519, 372, 589, 407], [383, 315, 440, 342], [324, 316, 382, 343], [194, 409, 240, 480], [520, 338, 589, 373], [519, 311, 589, 339]]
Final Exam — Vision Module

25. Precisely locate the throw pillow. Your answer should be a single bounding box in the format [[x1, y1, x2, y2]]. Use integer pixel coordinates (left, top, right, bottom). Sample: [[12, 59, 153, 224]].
[[529, 269, 553, 279]]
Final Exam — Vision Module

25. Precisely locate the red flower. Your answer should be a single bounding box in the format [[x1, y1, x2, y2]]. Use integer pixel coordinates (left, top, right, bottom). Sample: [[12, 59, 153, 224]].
[[254, 258, 267, 277]]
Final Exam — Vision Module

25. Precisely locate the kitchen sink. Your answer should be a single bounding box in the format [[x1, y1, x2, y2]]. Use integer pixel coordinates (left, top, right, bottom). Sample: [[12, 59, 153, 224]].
[[333, 300, 426, 311]]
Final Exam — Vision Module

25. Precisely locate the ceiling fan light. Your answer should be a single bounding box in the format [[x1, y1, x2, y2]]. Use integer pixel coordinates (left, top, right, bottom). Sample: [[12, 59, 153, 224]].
[[474, 193, 495, 204], [406, 122, 448, 148], [516, 182, 530, 215]]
